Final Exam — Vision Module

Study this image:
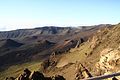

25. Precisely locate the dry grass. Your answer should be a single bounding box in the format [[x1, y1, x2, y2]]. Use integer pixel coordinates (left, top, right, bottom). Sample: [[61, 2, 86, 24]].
[[0, 61, 41, 80]]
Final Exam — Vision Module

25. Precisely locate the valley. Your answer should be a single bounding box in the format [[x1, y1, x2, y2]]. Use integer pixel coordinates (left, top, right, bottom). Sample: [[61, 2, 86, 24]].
[[1, 24, 120, 80]]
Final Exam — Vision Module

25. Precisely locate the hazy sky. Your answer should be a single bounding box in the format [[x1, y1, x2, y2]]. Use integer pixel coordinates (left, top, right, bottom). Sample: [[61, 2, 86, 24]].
[[0, 0, 120, 31]]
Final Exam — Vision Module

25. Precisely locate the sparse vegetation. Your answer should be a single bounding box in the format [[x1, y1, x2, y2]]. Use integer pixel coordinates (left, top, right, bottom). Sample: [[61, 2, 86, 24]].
[[1, 25, 118, 80], [0, 61, 41, 80]]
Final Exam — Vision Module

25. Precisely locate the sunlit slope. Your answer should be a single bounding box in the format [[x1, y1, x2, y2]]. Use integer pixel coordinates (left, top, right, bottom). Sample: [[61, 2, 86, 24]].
[[48, 24, 120, 79]]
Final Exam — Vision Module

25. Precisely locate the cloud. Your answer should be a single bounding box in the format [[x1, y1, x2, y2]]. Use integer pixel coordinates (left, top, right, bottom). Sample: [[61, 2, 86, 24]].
[[0, 26, 7, 31]]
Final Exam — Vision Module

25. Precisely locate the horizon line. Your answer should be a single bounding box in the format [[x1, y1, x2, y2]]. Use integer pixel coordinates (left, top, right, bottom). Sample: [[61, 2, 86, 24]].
[[0, 23, 116, 32]]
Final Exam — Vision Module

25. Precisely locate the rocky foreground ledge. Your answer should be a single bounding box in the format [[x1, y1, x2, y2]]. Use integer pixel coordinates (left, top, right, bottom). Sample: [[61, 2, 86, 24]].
[[5, 68, 66, 80]]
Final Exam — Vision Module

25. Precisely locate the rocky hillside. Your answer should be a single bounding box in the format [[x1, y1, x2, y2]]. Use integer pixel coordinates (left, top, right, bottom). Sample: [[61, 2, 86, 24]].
[[0, 25, 112, 80], [0, 25, 110, 67], [42, 23, 120, 80]]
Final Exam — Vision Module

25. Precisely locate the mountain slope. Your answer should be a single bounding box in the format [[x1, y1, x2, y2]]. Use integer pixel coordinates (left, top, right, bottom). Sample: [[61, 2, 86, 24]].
[[0, 25, 113, 80], [43, 24, 120, 80], [0, 39, 23, 56], [0, 39, 23, 48], [0, 25, 109, 66]]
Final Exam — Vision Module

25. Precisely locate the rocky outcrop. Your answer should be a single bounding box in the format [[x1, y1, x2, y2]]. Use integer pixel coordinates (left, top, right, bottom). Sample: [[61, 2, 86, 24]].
[[95, 48, 120, 77], [75, 61, 92, 80], [75, 38, 84, 48], [40, 52, 58, 72], [6, 77, 15, 80], [17, 68, 31, 80], [10, 68, 66, 80]]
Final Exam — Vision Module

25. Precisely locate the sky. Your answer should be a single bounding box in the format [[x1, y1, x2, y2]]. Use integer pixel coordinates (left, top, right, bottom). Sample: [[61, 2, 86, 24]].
[[0, 0, 120, 31]]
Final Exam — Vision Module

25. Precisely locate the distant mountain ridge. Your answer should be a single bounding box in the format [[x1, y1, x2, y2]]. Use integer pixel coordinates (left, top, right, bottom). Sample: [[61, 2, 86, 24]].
[[0, 27, 75, 39], [0, 25, 111, 39]]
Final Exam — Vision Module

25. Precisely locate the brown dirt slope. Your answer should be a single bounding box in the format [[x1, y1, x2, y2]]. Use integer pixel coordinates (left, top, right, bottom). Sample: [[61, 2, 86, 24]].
[[44, 24, 120, 80]]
